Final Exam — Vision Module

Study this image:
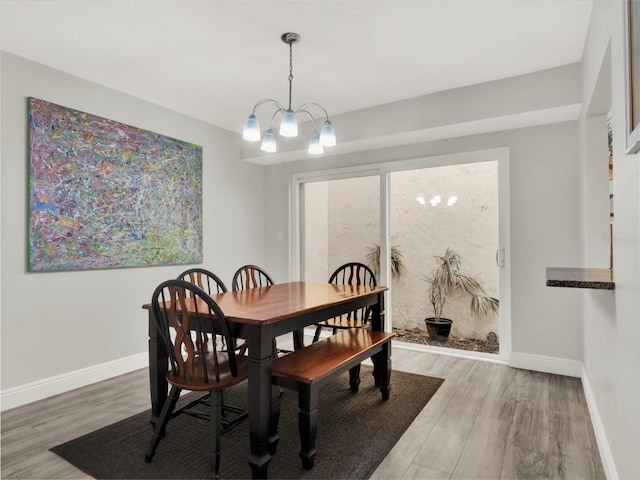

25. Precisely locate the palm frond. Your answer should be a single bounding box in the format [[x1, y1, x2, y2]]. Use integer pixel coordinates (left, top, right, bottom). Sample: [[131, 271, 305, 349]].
[[426, 248, 499, 320], [366, 242, 405, 279]]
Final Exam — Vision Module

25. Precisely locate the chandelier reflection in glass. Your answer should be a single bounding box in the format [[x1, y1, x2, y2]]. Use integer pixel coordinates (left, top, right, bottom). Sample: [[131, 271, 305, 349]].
[[242, 32, 336, 155]]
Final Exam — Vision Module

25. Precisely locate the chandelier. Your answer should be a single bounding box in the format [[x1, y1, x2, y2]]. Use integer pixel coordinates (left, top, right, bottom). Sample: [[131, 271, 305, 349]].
[[242, 32, 336, 155]]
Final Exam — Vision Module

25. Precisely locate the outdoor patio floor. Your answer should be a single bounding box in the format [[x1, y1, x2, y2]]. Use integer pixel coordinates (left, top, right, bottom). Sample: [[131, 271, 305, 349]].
[[393, 327, 499, 354]]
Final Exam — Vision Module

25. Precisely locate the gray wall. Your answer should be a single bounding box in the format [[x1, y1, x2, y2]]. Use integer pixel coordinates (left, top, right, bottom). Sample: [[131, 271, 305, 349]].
[[580, 1, 640, 478], [265, 119, 583, 362], [0, 52, 266, 390]]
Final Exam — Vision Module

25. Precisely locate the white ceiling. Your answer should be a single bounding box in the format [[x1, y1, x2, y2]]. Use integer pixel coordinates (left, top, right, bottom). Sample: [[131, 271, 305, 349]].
[[0, 0, 593, 135]]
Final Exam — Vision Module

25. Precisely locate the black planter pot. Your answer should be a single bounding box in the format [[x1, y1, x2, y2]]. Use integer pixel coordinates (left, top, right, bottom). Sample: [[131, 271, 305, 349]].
[[424, 317, 453, 342]]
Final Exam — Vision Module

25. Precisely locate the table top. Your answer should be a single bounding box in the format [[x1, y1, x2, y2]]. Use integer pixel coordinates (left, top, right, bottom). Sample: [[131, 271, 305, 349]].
[[143, 281, 388, 325]]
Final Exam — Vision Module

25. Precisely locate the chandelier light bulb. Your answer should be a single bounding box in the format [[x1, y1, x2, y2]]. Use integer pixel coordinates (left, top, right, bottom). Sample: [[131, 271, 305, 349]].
[[261, 129, 277, 152], [243, 115, 261, 141], [319, 120, 336, 146], [308, 132, 324, 154], [279, 109, 298, 137]]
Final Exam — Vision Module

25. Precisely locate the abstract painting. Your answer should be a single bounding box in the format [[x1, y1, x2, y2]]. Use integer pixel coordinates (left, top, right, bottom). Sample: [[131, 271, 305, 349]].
[[28, 97, 203, 271]]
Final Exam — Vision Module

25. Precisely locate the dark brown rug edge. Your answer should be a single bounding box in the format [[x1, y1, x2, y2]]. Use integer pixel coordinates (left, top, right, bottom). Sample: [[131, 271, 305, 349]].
[[51, 367, 444, 480]]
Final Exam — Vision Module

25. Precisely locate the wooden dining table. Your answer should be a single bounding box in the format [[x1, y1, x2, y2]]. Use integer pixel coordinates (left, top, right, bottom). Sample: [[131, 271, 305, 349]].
[[143, 281, 389, 479]]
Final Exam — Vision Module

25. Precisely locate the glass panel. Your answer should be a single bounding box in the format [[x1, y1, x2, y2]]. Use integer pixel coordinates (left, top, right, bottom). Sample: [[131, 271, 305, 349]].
[[304, 176, 380, 283]]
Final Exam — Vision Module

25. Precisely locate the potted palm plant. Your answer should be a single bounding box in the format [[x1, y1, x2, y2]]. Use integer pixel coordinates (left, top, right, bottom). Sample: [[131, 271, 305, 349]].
[[366, 242, 405, 280], [425, 248, 499, 341]]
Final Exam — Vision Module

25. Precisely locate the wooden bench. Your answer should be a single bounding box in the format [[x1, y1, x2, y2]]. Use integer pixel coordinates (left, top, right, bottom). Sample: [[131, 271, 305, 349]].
[[270, 328, 396, 469]]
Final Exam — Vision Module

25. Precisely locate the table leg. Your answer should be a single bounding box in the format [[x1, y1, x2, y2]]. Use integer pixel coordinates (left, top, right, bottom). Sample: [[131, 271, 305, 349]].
[[247, 325, 276, 478], [370, 292, 385, 331], [371, 292, 391, 399], [148, 310, 168, 428]]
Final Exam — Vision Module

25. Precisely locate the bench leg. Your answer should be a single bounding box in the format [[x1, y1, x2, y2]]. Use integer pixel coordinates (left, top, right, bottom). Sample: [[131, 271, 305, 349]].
[[372, 343, 392, 401], [298, 384, 319, 470]]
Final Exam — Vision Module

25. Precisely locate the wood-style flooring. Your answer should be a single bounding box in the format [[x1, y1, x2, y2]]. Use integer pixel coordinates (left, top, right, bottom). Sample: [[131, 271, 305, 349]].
[[1, 341, 606, 479]]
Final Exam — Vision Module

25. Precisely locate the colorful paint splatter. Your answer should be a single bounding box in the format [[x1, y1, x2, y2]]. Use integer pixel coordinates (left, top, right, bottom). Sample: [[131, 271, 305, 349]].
[[28, 97, 202, 271]]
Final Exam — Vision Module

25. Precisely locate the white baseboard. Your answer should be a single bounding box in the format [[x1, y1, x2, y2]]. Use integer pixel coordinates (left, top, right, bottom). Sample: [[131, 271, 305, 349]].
[[508, 351, 582, 377], [581, 366, 619, 480], [393, 340, 509, 365], [0, 352, 148, 412]]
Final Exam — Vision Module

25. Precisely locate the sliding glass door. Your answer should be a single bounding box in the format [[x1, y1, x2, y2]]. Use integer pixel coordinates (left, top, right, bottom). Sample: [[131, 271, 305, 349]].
[[389, 162, 500, 352], [292, 148, 511, 360]]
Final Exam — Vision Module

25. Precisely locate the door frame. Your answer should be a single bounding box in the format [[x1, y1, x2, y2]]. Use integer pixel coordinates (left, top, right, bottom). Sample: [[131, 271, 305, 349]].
[[290, 147, 511, 362]]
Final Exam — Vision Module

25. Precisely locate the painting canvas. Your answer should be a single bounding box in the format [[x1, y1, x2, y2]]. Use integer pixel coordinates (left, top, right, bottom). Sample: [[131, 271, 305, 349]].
[[28, 97, 203, 271]]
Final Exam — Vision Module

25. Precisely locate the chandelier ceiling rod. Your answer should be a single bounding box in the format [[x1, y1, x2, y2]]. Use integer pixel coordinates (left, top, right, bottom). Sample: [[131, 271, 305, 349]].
[[242, 32, 336, 155], [285, 32, 295, 111]]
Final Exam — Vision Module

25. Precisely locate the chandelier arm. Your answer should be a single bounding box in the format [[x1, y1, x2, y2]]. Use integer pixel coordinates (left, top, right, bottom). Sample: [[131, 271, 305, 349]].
[[295, 102, 331, 121], [250, 98, 286, 116], [297, 109, 319, 131], [268, 109, 283, 130]]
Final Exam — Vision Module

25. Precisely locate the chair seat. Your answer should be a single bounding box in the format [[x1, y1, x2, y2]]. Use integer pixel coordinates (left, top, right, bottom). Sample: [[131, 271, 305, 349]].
[[167, 353, 248, 391]]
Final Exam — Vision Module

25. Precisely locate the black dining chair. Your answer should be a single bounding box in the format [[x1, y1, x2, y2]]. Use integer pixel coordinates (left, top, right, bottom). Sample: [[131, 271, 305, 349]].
[[231, 265, 303, 354], [177, 268, 228, 353], [145, 279, 248, 478], [311, 262, 378, 391], [231, 264, 275, 291], [177, 267, 228, 294], [177, 267, 238, 415], [312, 262, 378, 342]]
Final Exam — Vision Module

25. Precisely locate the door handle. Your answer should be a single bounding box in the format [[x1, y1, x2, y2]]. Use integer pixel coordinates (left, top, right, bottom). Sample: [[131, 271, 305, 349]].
[[496, 247, 505, 268]]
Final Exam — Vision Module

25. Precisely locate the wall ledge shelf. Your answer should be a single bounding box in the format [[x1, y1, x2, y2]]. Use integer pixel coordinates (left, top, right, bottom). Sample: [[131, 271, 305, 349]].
[[546, 267, 615, 290]]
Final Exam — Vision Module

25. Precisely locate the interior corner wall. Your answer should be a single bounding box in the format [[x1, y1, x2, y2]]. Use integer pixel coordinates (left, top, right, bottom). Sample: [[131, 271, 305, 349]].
[[579, 0, 640, 478], [0, 52, 266, 398], [264, 119, 583, 363]]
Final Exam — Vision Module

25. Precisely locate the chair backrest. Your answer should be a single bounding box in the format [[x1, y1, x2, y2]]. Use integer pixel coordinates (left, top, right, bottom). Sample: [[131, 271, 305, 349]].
[[329, 262, 377, 288], [231, 265, 274, 291], [329, 262, 377, 325], [177, 268, 228, 294], [151, 279, 241, 387]]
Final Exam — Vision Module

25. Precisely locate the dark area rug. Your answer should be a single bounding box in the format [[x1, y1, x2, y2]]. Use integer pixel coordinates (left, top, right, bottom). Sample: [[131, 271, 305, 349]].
[[51, 367, 443, 479]]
